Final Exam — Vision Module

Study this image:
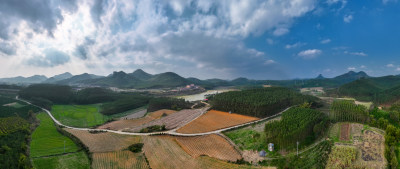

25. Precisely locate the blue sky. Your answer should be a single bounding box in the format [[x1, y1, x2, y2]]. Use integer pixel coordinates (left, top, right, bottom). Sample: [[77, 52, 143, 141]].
[[0, 0, 399, 80]]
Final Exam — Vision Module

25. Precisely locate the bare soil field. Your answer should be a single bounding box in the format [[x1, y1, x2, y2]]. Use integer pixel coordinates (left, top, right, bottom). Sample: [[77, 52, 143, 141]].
[[147, 109, 177, 119], [120, 109, 147, 120], [340, 123, 350, 141], [175, 134, 241, 162], [142, 136, 269, 169], [128, 109, 204, 132], [97, 117, 154, 131], [65, 129, 141, 152], [176, 110, 259, 134], [92, 150, 149, 169]]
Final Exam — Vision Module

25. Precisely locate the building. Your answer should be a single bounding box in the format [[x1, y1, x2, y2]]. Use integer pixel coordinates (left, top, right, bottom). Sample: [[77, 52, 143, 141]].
[[259, 150, 266, 157], [268, 143, 274, 152]]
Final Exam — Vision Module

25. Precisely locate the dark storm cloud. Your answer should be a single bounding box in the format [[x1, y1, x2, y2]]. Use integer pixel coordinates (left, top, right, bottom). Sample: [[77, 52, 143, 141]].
[[0, 0, 78, 39], [26, 49, 70, 67], [0, 42, 16, 55], [74, 37, 95, 60]]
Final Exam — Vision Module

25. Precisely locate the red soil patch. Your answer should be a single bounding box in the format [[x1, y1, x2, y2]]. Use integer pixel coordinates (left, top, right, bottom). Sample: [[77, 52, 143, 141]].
[[340, 123, 350, 141]]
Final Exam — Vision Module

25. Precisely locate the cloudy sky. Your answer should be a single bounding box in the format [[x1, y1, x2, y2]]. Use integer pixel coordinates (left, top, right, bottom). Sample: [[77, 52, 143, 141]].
[[0, 0, 399, 80]]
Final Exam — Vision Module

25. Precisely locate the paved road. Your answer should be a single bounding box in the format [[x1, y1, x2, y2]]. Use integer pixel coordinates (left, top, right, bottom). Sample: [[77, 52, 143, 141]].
[[16, 96, 289, 137]]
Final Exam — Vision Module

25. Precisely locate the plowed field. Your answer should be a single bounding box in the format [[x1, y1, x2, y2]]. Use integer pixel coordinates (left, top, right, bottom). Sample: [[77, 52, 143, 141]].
[[142, 136, 268, 169], [92, 150, 149, 169], [175, 134, 241, 162], [65, 129, 141, 152], [176, 110, 259, 134], [147, 109, 177, 119], [340, 123, 350, 141], [97, 117, 153, 131]]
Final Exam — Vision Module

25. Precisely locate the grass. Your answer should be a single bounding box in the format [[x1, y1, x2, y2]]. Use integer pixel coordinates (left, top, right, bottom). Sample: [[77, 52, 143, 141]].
[[30, 112, 79, 157], [224, 129, 267, 151], [32, 151, 90, 169], [52, 104, 110, 127]]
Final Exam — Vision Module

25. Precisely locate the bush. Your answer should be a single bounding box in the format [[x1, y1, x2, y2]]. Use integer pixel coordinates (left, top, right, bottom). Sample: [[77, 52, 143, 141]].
[[139, 125, 166, 133], [128, 143, 144, 153]]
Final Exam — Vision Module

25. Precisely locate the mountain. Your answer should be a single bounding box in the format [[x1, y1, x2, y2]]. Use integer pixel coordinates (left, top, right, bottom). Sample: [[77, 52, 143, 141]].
[[0, 75, 47, 84], [43, 72, 73, 83], [129, 69, 153, 80], [56, 73, 103, 85], [315, 74, 325, 79], [333, 71, 369, 83]]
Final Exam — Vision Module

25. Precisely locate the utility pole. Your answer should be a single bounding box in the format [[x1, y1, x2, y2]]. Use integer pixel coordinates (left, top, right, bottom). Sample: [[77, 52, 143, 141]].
[[297, 141, 299, 156]]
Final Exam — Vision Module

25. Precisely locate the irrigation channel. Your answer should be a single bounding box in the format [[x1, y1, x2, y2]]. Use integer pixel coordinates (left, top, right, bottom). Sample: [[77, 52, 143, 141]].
[[16, 96, 289, 137]]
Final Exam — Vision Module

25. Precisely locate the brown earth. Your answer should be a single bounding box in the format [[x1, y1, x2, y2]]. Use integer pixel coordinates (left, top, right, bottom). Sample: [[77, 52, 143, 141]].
[[92, 150, 149, 169], [340, 123, 350, 141]]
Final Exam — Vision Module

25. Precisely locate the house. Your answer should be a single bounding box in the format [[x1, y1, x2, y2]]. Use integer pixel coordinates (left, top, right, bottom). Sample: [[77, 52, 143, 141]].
[[268, 143, 274, 152]]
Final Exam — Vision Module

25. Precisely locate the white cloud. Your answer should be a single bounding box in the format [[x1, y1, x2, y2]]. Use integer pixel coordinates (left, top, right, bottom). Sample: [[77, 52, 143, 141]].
[[264, 60, 276, 65], [344, 51, 367, 56], [273, 28, 289, 36], [360, 65, 366, 69], [396, 67, 400, 71], [387, 64, 395, 68], [285, 42, 306, 49], [348, 67, 356, 71], [344, 14, 353, 23], [320, 39, 331, 44], [298, 49, 322, 59], [266, 38, 274, 45], [382, 0, 398, 4]]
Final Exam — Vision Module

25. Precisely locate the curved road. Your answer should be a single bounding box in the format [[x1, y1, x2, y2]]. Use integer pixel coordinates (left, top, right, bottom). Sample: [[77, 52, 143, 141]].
[[16, 96, 289, 137]]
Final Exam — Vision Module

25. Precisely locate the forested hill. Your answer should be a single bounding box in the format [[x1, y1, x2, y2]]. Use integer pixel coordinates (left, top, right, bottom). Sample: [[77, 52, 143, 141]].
[[327, 76, 400, 104], [209, 87, 321, 118]]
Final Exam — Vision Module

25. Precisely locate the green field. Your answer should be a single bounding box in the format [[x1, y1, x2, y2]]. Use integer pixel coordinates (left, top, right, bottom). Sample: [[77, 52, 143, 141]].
[[32, 151, 90, 169], [224, 129, 267, 151], [52, 104, 110, 127], [30, 113, 79, 157]]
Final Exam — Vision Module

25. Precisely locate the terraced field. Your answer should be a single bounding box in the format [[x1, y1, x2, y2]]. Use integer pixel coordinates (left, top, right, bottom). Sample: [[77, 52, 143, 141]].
[[147, 109, 177, 119], [65, 129, 141, 152], [92, 150, 149, 169], [0, 116, 29, 135], [175, 134, 241, 162], [177, 110, 259, 134], [142, 136, 268, 169], [32, 151, 90, 169]]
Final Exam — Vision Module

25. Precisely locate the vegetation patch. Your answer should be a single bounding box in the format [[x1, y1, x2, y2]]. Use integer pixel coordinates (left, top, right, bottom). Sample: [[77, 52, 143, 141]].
[[0, 117, 29, 135], [30, 113, 80, 157], [330, 100, 369, 123], [128, 143, 144, 153], [52, 104, 109, 128], [139, 125, 166, 133], [209, 87, 321, 118], [32, 151, 90, 169], [225, 129, 266, 151], [326, 146, 358, 168]]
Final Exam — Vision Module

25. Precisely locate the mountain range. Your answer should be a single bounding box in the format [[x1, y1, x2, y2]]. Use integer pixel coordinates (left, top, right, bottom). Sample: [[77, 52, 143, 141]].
[[0, 69, 393, 89]]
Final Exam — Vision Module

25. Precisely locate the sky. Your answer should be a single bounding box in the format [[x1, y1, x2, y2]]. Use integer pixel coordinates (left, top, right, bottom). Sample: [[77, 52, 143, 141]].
[[0, 0, 399, 80]]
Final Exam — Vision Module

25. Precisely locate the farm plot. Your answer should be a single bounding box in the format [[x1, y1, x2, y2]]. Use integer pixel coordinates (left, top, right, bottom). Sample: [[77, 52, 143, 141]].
[[0, 117, 29, 135], [119, 109, 148, 120], [92, 150, 149, 169], [340, 123, 350, 141], [65, 129, 141, 152], [176, 110, 259, 134], [175, 134, 241, 162], [142, 136, 268, 169], [52, 104, 109, 128], [128, 109, 204, 132], [97, 117, 154, 131], [326, 145, 358, 168], [32, 151, 90, 169], [31, 113, 79, 157], [147, 109, 177, 119]]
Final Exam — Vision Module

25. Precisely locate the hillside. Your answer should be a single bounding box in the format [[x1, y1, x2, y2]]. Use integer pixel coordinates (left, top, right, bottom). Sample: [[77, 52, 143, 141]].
[[0, 75, 47, 84], [43, 72, 73, 83]]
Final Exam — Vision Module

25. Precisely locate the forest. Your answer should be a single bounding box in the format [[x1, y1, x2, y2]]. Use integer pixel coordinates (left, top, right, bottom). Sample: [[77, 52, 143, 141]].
[[0, 96, 41, 169], [209, 87, 321, 118], [330, 100, 369, 123], [264, 107, 328, 149]]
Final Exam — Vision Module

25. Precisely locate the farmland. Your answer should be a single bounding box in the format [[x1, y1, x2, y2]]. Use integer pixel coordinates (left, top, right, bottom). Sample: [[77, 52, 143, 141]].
[[32, 151, 90, 169], [65, 129, 141, 152], [92, 150, 149, 169], [326, 146, 358, 168], [142, 136, 269, 169], [127, 109, 204, 132], [175, 134, 241, 161], [30, 113, 79, 157], [176, 110, 259, 134], [30, 113, 90, 169], [52, 104, 109, 128]]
